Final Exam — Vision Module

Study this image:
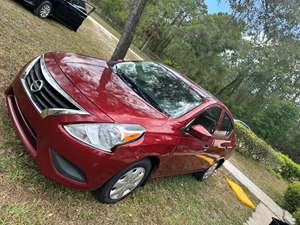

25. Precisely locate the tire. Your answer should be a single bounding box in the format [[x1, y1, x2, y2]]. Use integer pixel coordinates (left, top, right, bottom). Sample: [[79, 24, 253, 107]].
[[93, 159, 152, 203], [193, 162, 220, 181], [34, 1, 52, 18]]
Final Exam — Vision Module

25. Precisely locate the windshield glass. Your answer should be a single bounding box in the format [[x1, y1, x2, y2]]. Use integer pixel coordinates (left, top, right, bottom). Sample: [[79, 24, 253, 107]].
[[113, 62, 203, 117]]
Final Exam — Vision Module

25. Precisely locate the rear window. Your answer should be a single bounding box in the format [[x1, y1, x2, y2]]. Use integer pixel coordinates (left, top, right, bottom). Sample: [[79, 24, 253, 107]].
[[218, 112, 233, 136], [113, 62, 203, 117]]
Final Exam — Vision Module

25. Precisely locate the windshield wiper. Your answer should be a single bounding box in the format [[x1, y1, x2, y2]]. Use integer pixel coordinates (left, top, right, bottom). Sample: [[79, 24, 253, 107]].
[[114, 69, 165, 114]]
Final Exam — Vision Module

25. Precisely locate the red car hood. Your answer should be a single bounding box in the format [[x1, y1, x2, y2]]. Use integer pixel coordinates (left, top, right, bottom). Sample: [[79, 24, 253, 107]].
[[50, 52, 166, 122]]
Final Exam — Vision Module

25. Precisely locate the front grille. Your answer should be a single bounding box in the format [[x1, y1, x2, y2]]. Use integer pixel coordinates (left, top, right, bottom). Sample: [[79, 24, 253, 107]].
[[24, 58, 79, 111]]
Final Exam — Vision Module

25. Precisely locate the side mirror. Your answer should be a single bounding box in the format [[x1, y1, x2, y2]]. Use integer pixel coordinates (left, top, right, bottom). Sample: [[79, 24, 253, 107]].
[[189, 125, 212, 139]]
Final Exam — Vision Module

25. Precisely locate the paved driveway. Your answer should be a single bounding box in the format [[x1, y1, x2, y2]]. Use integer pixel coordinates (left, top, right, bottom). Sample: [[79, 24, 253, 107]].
[[224, 161, 294, 225]]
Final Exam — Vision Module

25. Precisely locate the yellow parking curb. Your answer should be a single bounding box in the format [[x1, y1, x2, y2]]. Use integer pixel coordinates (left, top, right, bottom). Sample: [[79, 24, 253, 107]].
[[226, 177, 256, 209], [196, 155, 215, 166]]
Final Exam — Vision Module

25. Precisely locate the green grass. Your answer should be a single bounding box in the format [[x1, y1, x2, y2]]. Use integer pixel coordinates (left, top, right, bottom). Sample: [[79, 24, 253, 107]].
[[90, 12, 151, 60], [0, 1, 257, 224], [230, 152, 289, 206]]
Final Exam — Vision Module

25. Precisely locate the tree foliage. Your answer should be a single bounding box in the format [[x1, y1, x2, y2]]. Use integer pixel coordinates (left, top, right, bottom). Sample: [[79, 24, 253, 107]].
[[229, 0, 300, 41]]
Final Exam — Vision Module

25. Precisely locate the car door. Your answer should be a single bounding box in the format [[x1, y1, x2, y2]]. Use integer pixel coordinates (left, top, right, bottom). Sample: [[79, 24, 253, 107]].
[[165, 106, 223, 176], [53, 0, 89, 31]]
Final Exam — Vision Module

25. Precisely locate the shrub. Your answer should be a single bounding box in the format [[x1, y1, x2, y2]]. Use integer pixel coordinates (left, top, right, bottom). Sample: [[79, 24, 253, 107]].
[[276, 152, 300, 182], [284, 182, 300, 213], [235, 123, 300, 181], [235, 123, 280, 168], [293, 208, 300, 225]]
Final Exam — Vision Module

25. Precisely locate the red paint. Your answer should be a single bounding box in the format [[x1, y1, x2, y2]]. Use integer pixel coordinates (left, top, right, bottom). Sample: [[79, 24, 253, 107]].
[[5, 52, 236, 190]]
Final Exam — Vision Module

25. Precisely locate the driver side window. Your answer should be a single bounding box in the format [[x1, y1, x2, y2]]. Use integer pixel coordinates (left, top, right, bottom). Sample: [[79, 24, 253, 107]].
[[192, 107, 222, 134]]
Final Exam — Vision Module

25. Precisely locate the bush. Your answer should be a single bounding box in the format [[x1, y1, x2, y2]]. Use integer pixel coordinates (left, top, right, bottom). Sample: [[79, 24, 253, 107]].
[[235, 123, 280, 167], [235, 123, 300, 181], [293, 208, 300, 225], [277, 152, 300, 182], [284, 182, 300, 213]]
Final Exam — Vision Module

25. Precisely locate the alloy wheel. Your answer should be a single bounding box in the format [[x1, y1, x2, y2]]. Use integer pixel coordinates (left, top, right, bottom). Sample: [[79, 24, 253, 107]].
[[40, 4, 51, 18]]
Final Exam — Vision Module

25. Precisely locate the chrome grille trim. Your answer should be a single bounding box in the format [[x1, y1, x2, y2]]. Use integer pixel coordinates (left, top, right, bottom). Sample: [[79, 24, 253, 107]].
[[21, 55, 89, 118]]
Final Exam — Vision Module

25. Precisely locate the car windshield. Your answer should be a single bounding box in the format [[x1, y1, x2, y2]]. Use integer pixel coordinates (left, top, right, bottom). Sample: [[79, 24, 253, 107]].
[[113, 61, 203, 117]]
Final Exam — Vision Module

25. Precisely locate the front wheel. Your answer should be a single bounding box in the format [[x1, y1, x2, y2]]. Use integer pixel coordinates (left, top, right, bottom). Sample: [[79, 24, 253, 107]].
[[93, 159, 152, 203], [34, 1, 52, 18]]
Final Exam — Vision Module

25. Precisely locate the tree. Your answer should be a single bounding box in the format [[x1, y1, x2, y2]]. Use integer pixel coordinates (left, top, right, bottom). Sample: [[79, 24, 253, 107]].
[[284, 122, 300, 163], [135, 0, 207, 54], [251, 100, 299, 144], [109, 0, 148, 63], [229, 0, 300, 41], [163, 13, 244, 93], [91, 0, 132, 28]]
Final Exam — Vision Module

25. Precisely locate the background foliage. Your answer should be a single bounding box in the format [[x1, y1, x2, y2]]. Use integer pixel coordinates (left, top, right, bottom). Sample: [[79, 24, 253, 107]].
[[284, 181, 300, 213], [293, 208, 300, 225], [236, 123, 300, 182]]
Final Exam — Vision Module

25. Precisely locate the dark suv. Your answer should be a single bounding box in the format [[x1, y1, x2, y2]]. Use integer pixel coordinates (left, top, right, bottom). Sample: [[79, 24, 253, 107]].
[[20, 0, 95, 31]]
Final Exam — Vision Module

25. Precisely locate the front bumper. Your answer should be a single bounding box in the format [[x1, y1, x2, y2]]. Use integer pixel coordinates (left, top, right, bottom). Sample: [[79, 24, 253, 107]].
[[5, 70, 137, 190]]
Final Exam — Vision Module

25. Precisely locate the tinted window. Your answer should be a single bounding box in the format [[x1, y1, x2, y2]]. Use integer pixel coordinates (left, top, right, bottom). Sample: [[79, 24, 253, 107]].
[[192, 107, 222, 134], [113, 62, 203, 117], [69, 0, 85, 7], [68, 0, 94, 14], [217, 112, 233, 136]]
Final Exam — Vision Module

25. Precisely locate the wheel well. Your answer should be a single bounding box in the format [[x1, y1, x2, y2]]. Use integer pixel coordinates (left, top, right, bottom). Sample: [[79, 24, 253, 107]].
[[140, 156, 159, 186], [147, 156, 160, 170], [38, 0, 53, 6]]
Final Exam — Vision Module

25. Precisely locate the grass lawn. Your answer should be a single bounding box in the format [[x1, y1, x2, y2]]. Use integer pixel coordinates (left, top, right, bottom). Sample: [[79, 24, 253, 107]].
[[0, 1, 256, 224], [230, 152, 289, 206], [90, 13, 151, 61]]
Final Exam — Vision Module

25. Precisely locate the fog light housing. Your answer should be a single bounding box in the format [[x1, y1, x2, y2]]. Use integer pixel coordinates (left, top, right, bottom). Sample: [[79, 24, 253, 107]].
[[51, 149, 86, 183]]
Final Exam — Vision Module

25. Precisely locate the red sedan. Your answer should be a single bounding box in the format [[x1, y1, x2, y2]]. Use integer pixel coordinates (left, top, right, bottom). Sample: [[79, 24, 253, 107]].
[[5, 52, 236, 203]]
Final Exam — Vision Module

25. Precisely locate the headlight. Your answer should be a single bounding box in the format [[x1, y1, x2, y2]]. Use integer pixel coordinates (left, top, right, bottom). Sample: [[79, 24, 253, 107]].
[[64, 123, 146, 152]]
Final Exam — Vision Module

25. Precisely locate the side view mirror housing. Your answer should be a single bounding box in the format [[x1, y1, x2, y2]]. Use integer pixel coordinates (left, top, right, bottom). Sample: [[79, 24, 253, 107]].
[[189, 125, 212, 139]]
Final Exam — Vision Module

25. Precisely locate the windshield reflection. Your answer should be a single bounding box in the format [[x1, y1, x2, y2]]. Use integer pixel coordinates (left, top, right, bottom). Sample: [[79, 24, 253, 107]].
[[113, 62, 203, 117]]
